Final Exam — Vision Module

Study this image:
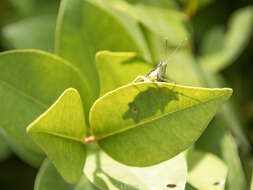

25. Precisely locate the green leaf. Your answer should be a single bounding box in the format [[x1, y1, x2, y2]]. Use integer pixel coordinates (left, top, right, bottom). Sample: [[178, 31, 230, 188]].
[[35, 159, 74, 190], [195, 117, 248, 190], [55, 0, 151, 98], [0, 128, 44, 168], [95, 50, 203, 96], [187, 150, 227, 190], [251, 170, 253, 190], [123, 0, 179, 10], [0, 50, 93, 154], [165, 50, 204, 87], [185, 183, 198, 190], [221, 134, 248, 190], [35, 159, 99, 190], [127, 5, 189, 48], [104, 0, 187, 45], [200, 6, 253, 73], [179, 0, 216, 9], [89, 82, 232, 166], [105, 1, 189, 62], [9, 0, 60, 17], [197, 69, 249, 150], [0, 131, 11, 161], [96, 51, 152, 95], [84, 144, 187, 190], [2, 15, 57, 52], [27, 88, 87, 184], [199, 26, 225, 56]]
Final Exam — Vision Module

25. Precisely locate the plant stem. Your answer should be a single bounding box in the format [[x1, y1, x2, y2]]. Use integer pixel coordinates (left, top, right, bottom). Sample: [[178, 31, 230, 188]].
[[84, 136, 96, 144]]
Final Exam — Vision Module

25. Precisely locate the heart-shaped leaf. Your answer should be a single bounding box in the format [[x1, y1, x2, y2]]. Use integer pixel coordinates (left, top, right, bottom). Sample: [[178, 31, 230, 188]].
[[96, 51, 153, 95], [0, 50, 93, 154], [89, 82, 232, 166], [27, 88, 87, 183], [84, 144, 187, 190]]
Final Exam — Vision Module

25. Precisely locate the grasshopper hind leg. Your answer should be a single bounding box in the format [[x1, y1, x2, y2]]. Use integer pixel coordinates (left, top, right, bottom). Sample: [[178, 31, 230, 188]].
[[132, 75, 151, 83]]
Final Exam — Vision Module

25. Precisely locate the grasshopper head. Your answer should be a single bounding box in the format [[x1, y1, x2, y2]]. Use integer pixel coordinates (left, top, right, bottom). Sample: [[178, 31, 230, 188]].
[[156, 61, 167, 80], [159, 61, 167, 75]]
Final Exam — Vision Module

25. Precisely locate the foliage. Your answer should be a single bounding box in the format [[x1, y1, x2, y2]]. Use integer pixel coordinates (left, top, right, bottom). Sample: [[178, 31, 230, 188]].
[[0, 0, 253, 190]]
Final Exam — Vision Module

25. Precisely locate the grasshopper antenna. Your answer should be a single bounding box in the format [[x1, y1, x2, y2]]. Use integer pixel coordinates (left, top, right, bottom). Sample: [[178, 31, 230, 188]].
[[165, 38, 169, 62], [165, 37, 188, 61]]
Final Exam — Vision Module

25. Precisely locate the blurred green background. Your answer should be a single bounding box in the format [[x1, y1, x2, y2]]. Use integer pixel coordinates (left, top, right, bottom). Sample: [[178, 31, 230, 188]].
[[0, 0, 252, 189]]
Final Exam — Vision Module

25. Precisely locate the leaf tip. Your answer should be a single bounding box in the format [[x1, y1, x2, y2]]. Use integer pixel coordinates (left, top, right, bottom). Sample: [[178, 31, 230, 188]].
[[222, 87, 233, 98], [96, 50, 111, 57]]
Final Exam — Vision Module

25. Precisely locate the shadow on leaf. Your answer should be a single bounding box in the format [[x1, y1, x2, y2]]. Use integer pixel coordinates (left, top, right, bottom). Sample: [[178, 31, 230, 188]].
[[123, 86, 179, 123]]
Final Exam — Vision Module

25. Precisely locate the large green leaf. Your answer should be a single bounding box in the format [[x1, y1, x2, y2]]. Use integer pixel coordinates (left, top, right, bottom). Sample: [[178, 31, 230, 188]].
[[27, 88, 87, 184], [200, 6, 253, 73], [89, 82, 232, 166], [187, 150, 227, 190], [2, 15, 57, 52], [84, 144, 187, 190], [96, 51, 152, 95], [55, 0, 151, 98], [35, 159, 99, 190], [0, 50, 93, 154]]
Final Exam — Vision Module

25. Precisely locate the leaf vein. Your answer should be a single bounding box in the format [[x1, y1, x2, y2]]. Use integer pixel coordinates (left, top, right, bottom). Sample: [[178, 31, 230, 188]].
[[0, 79, 49, 108], [96, 93, 227, 140]]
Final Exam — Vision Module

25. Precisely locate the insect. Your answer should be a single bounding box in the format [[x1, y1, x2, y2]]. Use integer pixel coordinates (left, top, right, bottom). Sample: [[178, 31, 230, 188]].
[[132, 38, 187, 83]]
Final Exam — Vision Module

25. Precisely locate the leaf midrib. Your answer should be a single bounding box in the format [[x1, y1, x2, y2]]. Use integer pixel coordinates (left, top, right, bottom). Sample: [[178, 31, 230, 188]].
[[31, 129, 85, 144], [95, 93, 228, 140]]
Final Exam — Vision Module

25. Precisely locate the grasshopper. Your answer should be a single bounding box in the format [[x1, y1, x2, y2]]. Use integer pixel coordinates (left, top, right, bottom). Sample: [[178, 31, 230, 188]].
[[132, 38, 187, 83]]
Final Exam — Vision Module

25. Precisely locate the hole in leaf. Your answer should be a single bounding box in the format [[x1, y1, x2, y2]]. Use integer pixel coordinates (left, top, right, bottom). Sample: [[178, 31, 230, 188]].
[[167, 184, 177, 188], [213, 180, 225, 186], [213, 181, 220, 185], [131, 105, 138, 113]]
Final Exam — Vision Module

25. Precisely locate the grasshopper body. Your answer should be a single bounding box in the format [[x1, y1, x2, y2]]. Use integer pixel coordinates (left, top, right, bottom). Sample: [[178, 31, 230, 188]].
[[132, 38, 187, 84], [132, 60, 170, 83]]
